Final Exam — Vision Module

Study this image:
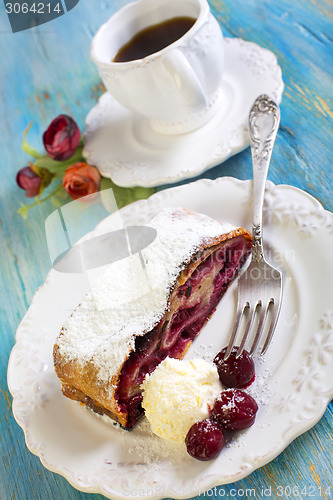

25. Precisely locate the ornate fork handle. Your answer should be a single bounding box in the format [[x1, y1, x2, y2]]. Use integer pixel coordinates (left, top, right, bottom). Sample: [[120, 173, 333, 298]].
[[249, 94, 280, 262]]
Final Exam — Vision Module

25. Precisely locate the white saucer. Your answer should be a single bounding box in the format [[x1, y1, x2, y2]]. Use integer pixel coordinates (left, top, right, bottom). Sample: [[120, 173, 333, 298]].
[[83, 38, 284, 188]]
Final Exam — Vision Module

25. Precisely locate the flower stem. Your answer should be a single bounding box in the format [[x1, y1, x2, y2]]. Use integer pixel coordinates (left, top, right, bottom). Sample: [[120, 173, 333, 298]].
[[18, 183, 64, 218], [34, 183, 64, 206]]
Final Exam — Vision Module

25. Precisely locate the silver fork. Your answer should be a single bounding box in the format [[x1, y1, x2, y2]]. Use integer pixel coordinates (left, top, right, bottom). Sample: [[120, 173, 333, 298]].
[[225, 94, 283, 360]]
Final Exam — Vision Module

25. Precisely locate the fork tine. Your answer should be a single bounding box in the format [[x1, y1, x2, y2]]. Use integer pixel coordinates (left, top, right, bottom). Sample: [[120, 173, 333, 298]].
[[224, 305, 247, 360], [248, 301, 270, 356], [260, 300, 280, 355], [236, 303, 259, 358]]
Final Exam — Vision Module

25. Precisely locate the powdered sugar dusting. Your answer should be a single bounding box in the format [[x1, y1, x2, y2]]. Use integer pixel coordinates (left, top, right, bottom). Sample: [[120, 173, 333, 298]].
[[189, 343, 218, 362], [127, 419, 188, 465], [56, 208, 236, 382], [247, 356, 276, 408]]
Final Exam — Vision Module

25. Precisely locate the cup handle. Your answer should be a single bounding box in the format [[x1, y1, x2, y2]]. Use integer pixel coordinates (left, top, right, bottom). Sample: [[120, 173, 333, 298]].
[[162, 49, 207, 111]]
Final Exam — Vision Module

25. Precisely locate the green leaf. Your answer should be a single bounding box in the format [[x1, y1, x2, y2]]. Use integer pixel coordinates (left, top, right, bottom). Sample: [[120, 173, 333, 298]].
[[34, 146, 85, 175], [17, 203, 29, 219], [22, 122, 43, 159], [22, 141, 43, 159], [29, 164, 55, 199], [39, 170, 55, 198], [100, 177, 156, 212]]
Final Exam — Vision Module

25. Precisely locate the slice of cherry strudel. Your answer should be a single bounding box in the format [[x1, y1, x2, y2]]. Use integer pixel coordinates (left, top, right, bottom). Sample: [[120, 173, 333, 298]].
[[53, 208, 252, 428]]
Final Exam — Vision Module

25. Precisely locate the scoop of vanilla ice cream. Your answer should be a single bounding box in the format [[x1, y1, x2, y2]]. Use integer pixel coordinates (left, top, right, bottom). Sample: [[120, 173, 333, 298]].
[[141, 357, 222, 442]]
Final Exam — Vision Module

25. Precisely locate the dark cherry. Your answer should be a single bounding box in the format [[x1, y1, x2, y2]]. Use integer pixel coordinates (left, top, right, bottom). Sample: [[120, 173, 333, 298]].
[[211, 389, 258, 431], [214, 347, 255, 388], [185, 419, 225, 461]]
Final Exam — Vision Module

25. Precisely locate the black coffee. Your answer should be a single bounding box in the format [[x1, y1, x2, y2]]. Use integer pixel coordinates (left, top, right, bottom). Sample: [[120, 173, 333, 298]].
[[113, 16, 196, 62]]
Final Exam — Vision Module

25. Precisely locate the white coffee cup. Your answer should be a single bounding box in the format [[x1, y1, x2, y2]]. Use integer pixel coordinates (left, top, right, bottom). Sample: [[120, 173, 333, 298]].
[[90, 0, 224, 134]]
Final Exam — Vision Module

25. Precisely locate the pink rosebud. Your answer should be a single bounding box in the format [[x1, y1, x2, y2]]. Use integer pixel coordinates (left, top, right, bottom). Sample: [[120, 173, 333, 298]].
[[43, 115, 81, 161], [63, 162, 101, 200], [16, 166, 42, 197]]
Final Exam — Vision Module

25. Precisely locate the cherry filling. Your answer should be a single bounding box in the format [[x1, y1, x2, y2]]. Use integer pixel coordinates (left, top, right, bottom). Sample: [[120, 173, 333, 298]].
[[116, 236, 252, 428]]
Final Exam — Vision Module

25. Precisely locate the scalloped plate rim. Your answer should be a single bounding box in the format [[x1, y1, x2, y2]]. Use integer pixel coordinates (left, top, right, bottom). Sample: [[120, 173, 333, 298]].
[[7, 177, 333, 500]]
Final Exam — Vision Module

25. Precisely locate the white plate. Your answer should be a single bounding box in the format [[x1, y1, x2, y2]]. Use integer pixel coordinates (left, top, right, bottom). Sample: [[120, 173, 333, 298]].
[[83, 38, 284, 187], [8, 178, 333, 500]]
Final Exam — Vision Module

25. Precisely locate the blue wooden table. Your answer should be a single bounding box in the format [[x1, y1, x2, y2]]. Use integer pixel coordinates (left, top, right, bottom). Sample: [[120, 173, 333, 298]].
[[1, 0, 332, 499]]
